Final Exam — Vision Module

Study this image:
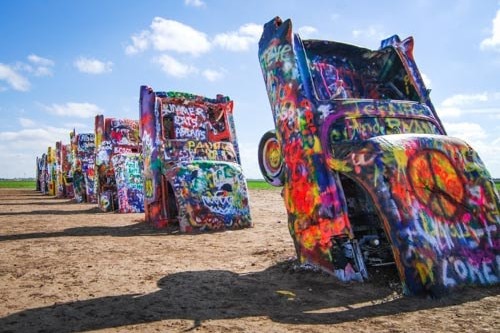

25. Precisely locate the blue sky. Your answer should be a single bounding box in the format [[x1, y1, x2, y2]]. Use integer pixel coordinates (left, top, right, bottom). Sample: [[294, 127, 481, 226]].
[[1, 0, 500, 179]]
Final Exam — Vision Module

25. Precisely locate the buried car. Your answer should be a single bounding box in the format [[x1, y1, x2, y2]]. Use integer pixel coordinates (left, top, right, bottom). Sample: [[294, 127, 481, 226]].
[[70, 130, 97, 204], [257, 17, 499, 296], [139, 86, 252, 232], [94, 115, 144, 213]]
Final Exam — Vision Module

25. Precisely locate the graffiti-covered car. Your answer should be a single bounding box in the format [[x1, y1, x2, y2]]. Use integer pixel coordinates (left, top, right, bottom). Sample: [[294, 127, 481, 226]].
[[139, 86, 252, 232], [55, 141, 74, 199], [70, 130, 97, 203], [36, 153, 49, 194], [46, 146, 57, 196], [94, 115, 144, 213], [258, 17, 499, 296]]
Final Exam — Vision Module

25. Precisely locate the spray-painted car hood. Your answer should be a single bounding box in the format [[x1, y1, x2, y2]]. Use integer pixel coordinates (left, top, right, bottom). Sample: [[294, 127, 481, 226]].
[[325, 132, 500, 295], [164, 160, 251, 232]]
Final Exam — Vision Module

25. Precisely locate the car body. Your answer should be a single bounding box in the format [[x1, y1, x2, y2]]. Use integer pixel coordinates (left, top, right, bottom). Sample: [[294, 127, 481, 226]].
[[70, 130, 97, 203], [46, 146, 57, 196], [139, 86, 252, 232], [258, 17, 499, 296], [55, 141, 74, 199], [94, 115, 144, 213], [36, 153, 49, 194]]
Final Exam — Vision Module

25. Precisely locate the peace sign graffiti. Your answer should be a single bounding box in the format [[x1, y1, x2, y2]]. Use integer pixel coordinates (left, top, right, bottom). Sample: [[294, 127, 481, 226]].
[[407, 150, 465, 220]]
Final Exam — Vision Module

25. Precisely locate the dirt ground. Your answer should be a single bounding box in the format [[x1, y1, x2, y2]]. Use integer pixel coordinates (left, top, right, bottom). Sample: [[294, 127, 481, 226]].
[[0, 188, 498, 333]]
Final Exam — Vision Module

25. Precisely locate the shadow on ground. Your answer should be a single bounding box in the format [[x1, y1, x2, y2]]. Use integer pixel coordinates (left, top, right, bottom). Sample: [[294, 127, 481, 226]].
[[1, 261, 498, 333], [0, 221, 177, 241]]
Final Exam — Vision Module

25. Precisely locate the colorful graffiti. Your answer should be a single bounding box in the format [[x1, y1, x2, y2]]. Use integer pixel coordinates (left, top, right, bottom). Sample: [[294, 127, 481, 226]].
[[258, 17, 499, 296], [139, 86, 251, 232], [36, 153, 49, 194], [54, 141, 74, 199], [47, 146, 57, 196], [111, 153, 144, 213], [94, 115, 144, 213], [70, 131, 97, 203]]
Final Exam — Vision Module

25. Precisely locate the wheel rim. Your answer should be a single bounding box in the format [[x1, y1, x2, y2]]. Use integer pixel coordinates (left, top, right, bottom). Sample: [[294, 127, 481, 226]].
[[263, 138, 283, 177]]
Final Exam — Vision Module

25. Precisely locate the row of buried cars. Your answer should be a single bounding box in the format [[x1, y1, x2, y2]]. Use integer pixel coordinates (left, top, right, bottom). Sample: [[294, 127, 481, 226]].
[[36, 88, 252, 232], [36, 116, 145, 213], [36, 17, 499, 297]]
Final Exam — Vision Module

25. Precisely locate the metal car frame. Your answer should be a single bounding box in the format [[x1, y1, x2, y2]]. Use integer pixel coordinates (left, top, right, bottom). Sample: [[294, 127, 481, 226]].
[[139, 86, 252, 232], [258, 16, 499, 296], [94, 115, 144, 213]]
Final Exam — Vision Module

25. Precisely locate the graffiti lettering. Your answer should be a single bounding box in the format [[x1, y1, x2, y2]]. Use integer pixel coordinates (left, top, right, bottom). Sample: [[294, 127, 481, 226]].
[[165, 104, 205, 117], [330, 117, 440, 142], [175, 127, 207, 140], [415, 212, 497, 253], [201, 195, 234, 215], [261, 44, 293, 71], [163, 103, 209, 140], [442, 255, 499, 287]]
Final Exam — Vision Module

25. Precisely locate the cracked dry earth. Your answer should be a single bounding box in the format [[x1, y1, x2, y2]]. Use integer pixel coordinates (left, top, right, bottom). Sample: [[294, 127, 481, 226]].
[[0, 188, 498, 332]]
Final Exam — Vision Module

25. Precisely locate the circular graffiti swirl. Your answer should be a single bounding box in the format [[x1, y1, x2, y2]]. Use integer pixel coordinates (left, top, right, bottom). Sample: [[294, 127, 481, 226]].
[[407, 150, 465, 220], [258, 130, 285, 186]]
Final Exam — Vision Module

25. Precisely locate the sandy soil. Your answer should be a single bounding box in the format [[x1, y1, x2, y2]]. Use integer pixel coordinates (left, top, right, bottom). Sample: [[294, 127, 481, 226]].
[[0, 188, 498, 333]]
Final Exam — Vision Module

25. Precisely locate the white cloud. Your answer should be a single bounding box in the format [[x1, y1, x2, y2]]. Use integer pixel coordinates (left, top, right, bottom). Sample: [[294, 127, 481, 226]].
[[12, 54, 54, 77], [436, 106, 462, 118], [74, 57, 113, 74], [480, 9, 500, 51], [352, 25, 385, 41], [184, 0, 205, 7], [27, 54, 54, 67], [444, 121, 500, 177], [125, 30, 151, 55], [0, 127, 67, 144], [298, 26, 318, 39], [63, 121, 92, 132], [0, 125, 73, 178], [154, 54, 198, 78], [19, 117, 36, 128], [202, 68, 223, 81], [0, 63, 31, 91], [441, 93, 488, 107], [437, 92, 498, 119], [41, 102, 104, 118], [126, 17, 211, 56], [421, 72, 432, 88], [444, 122, 488, 142], [213, 23, 262, 52], [27, 54, 55, 76]]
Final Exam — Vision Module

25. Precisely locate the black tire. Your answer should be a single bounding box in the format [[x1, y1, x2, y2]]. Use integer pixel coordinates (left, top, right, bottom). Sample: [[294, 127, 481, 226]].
[[258, 130, 285, 186]]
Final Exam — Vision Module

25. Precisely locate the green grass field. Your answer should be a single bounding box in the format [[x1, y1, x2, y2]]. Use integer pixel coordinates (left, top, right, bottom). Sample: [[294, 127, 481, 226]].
[[0, 178, 498, 192], [246, 179, 275, 190], [0, 180, 36, 189], [246, 179, 500, 192], [0, 179, 273, 190]]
